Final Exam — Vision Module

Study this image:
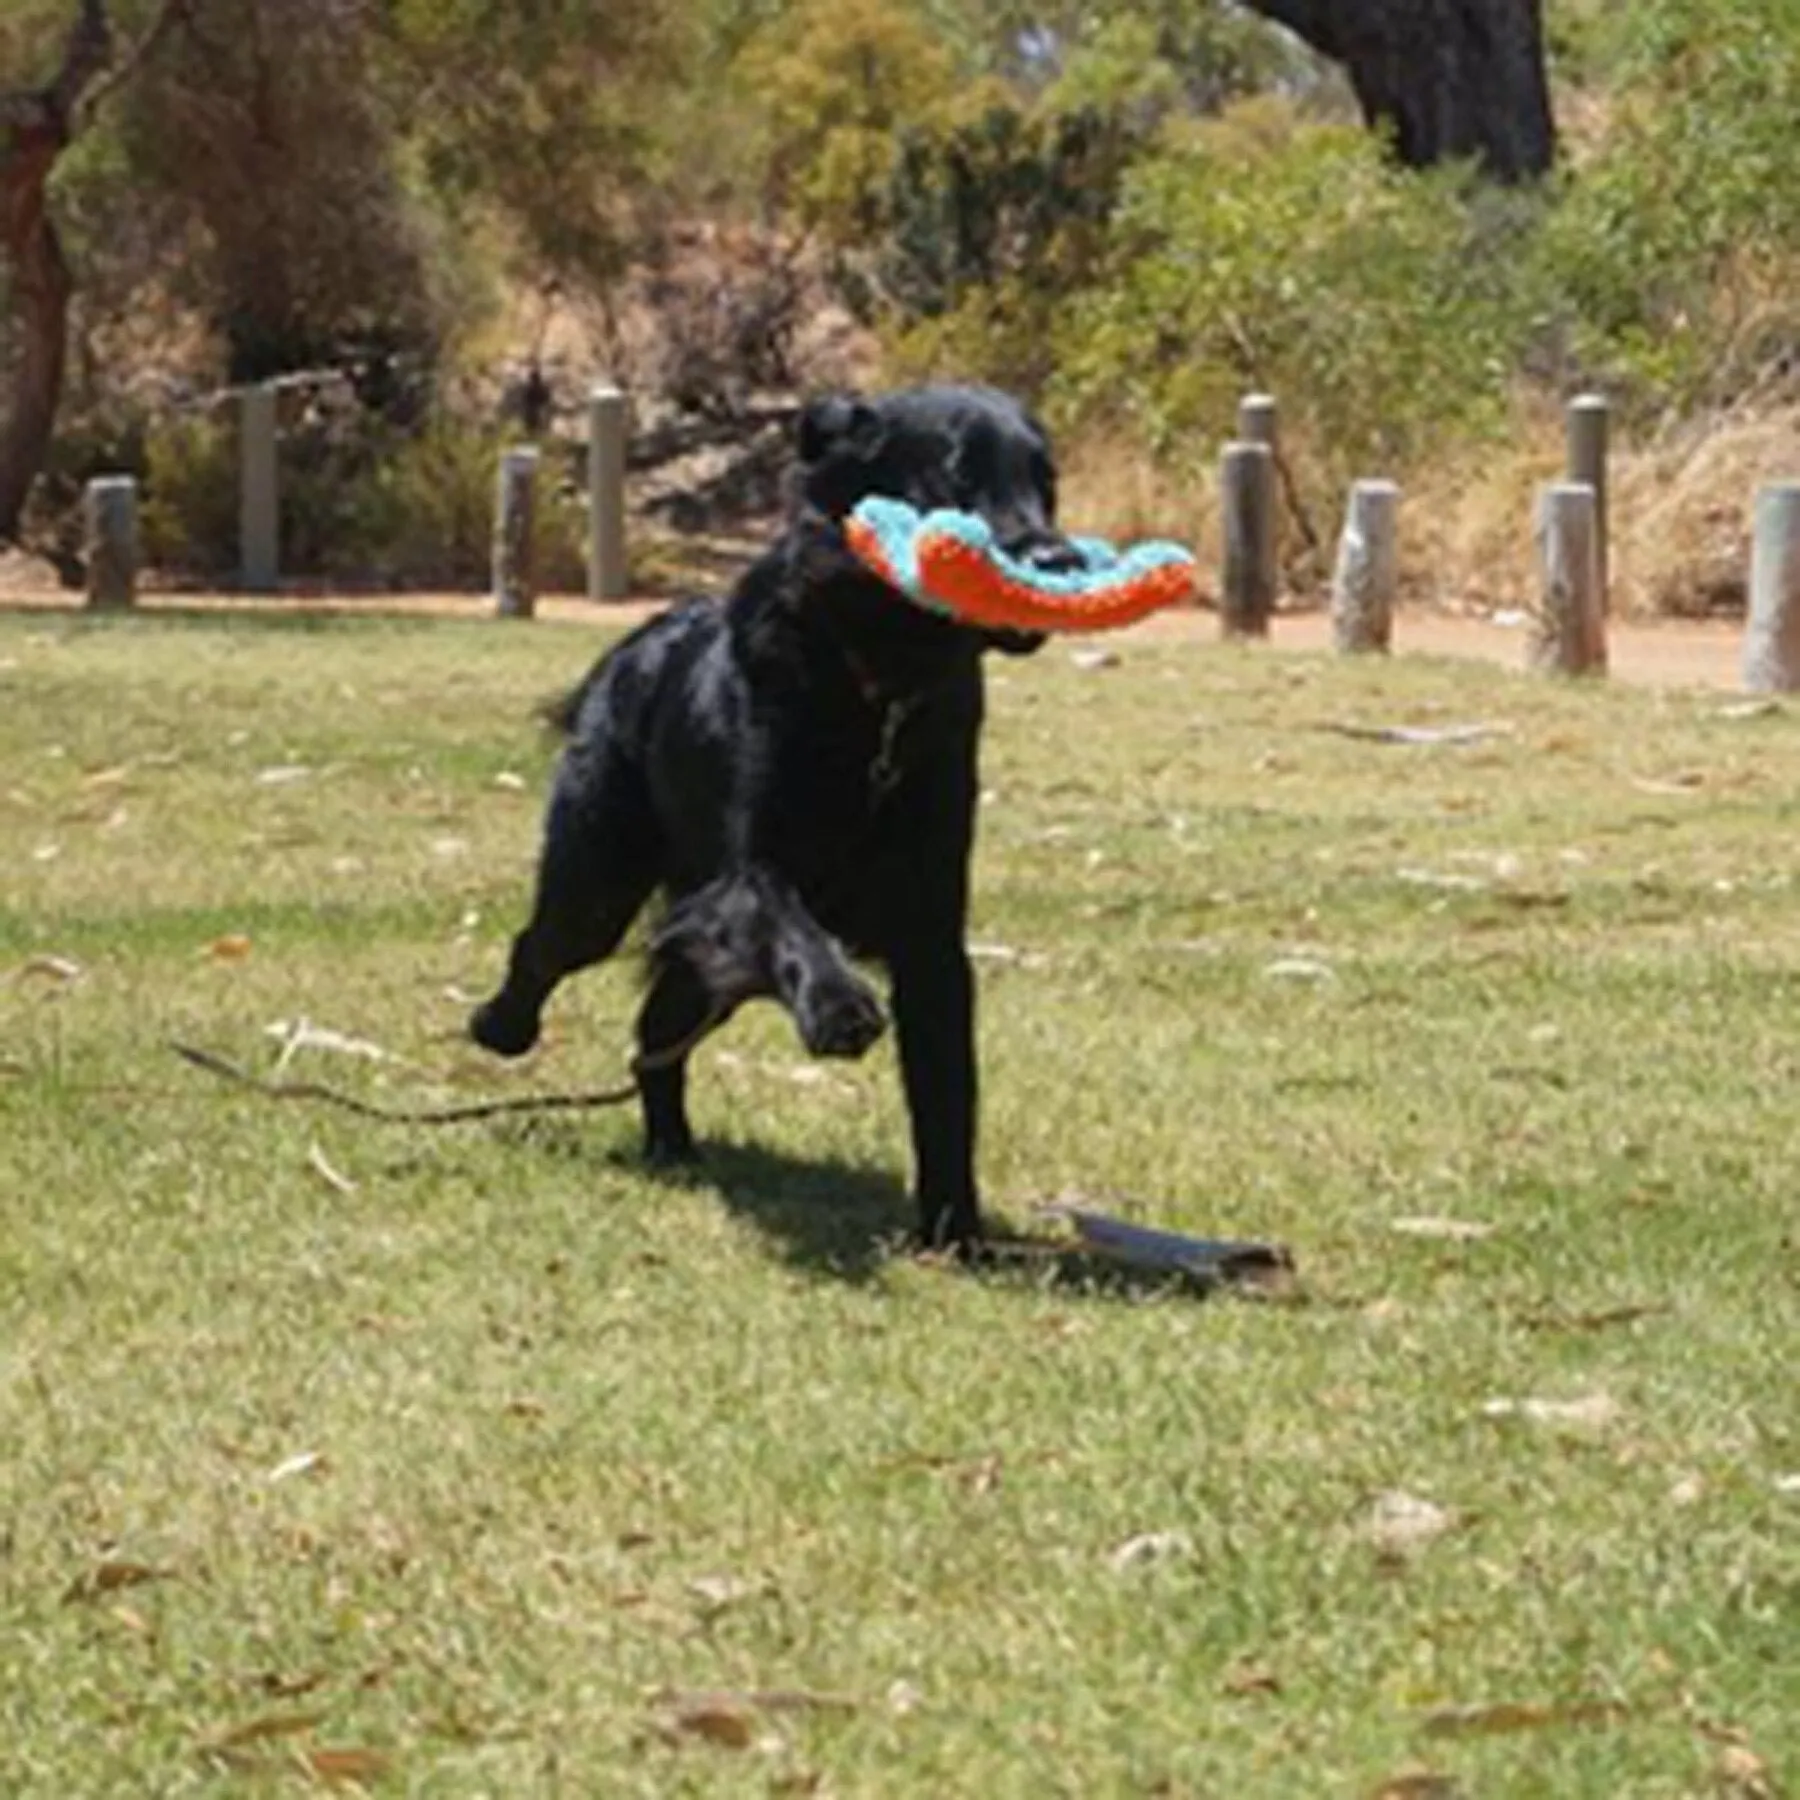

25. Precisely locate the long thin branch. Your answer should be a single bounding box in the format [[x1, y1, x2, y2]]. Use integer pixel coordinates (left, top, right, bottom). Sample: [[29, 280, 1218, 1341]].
[[47, 0, 113, 127], [76, 0, 193, 128]]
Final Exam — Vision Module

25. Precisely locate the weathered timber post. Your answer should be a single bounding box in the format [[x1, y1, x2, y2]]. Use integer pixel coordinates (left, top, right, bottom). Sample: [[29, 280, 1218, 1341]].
[[493, 447, 540, 619], [588, 384, 628, 601], [1220, 440, 1276, 638], [1238, 393, 1280, 598], [239, 382, 279, 593], [1566, 393, 1610, 613], [1742, 482, 1800, 692], [1330, 479, 1399, 654], [1237, 392, 1278, 451], [1531, 481, 1606, 675], [84, 476, 137, 611]]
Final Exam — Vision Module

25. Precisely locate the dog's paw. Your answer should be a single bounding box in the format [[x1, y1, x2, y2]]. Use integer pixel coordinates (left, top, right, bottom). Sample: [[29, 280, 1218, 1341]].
[[469, 996, 540, 1059], [799, 979, 888, 1059], [644, 1129, 702, 1169], [907, 1224, 989, 1267]]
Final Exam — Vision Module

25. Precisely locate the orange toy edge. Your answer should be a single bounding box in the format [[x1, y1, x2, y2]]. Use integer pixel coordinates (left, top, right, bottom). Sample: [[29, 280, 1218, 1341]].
[[917, 534, 1193, 633]]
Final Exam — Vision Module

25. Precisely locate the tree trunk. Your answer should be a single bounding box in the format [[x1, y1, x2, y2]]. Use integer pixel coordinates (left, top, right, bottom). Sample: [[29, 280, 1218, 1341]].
[[0, 1, 184, 541], [0, 102, 75, 538], [1242, 0, 1555, 183]]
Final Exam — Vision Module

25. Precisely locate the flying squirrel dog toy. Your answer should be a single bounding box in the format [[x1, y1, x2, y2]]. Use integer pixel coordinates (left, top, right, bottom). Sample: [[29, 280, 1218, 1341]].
[[845, 495, 1197, 633]]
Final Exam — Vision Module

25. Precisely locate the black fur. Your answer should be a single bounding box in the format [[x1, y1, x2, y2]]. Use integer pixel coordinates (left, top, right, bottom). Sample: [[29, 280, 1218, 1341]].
[[470, 383, 1071, 1250]]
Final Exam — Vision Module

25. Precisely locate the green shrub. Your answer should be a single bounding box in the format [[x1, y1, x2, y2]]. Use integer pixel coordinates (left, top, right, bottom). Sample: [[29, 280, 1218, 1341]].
[[1532, 0, 1800, 410], [140, 415, 239, 580], [139, 407, 588, 592], [1048, 110, 1531, 486]]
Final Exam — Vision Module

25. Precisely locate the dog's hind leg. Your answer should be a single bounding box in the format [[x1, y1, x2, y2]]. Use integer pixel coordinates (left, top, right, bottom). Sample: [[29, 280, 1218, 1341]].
[[633, 954, 717, 1164], [470, 763, 660, 1059]]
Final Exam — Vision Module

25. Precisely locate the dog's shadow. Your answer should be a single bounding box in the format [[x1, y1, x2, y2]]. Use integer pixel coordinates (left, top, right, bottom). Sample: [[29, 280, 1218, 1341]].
[[508, 1119, 1244, 1300], [653, 1139, 919, 1283]]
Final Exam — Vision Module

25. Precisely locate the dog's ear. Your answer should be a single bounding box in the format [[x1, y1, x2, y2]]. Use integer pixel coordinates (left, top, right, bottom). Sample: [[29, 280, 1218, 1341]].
[[797, 393, 883, 465]]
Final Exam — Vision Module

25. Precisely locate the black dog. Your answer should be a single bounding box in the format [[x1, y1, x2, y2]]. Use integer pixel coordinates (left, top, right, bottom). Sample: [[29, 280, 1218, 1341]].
[[471, 384, 1072, 1250]]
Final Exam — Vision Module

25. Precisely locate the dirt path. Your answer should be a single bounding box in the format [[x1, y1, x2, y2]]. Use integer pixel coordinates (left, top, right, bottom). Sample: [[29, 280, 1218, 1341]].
[[0, 586, 1749, 691]]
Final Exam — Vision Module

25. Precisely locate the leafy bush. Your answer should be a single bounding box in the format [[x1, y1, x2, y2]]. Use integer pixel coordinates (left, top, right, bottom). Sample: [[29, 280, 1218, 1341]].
[[139, 404, 587, 592], [1531, 0, 1800, 410], [1049, 110, 1531, 486], [736, 0, 959, 244]]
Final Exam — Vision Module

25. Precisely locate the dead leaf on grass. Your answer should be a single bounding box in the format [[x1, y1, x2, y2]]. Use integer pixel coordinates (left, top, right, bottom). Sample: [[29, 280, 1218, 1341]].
[[207, 1711, 328, 1749], [307, 1144, 358, 1196], [1221, 1662, 1283, 1698], [1109, 1530, 1193, 1572], [1520, 1303, 1667, 1333], [968, 940, 1023, 963], [1421, 1698, 1632, 1738], [18, 952, 82, 985], [1264, 955, 1335, 982], [654, 1686, 856, 1741], [686, 1573, 769, 1617], [1388, 1216, 1495, 1242], [252, 1669, 330, 1699], [887, 1679, 924, 1717], [1398, 868, 1489, 893], [267, 1018, 405, 1072], [651, 1692, 763, 1750], [62, 1559, 175, 1604], [1368, 1774, 1464, 1800], [1324, 721, 1508, 747], [502, 1396, 547, 1420], [108, 1604, 154, 1636], [203, 934, 253, 963], [305, 1746, 392, 1786], [1715, 1741, 1777, 1797], [1366, 1491, 1458, 1561], [266, 1450, 328, 1485], [1480, 1393, 1621, 1432]]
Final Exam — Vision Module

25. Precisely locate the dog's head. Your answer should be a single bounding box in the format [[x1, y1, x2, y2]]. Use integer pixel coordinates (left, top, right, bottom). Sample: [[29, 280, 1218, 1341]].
[[792, 383, 1072, 657]]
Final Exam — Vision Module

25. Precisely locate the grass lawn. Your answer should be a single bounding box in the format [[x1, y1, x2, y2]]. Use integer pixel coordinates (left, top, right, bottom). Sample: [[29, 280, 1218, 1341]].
[[1, 605, 1794, 1796]]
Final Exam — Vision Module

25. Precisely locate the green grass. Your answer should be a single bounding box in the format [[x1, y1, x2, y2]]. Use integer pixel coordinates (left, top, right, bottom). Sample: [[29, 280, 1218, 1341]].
[[1, 607, 1795, 1797]]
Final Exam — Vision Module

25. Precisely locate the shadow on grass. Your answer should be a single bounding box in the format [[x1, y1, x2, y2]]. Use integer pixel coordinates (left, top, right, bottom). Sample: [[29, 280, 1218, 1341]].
[[663, 1140, 918, 1283], [503, 1116, 1246, 1301]]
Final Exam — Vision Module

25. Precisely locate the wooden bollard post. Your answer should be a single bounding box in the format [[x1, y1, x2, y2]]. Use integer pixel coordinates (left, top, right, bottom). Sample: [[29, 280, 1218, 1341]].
[[1237, 392, 1278, 450], [84, 476, 137, 612], [1330, 479, 1399, 654], [493, 447, 540, 619], [588, 384, 628, 601], [1220, 440, 1276, 638], [1742, 482, 1800, 692], [239, 381, 279, 593], [1531, 481, 1606, 676], [1566, 393, 1609, 613]]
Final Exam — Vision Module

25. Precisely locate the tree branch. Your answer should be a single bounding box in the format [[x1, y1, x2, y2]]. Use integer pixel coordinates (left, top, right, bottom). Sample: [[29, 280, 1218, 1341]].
[[47, 0, 113, 128], [76, 0, 194, 128]]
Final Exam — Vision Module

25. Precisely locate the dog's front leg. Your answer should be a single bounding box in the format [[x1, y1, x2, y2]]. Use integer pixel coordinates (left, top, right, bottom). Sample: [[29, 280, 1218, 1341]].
[[888, 933, 981, 1251]]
